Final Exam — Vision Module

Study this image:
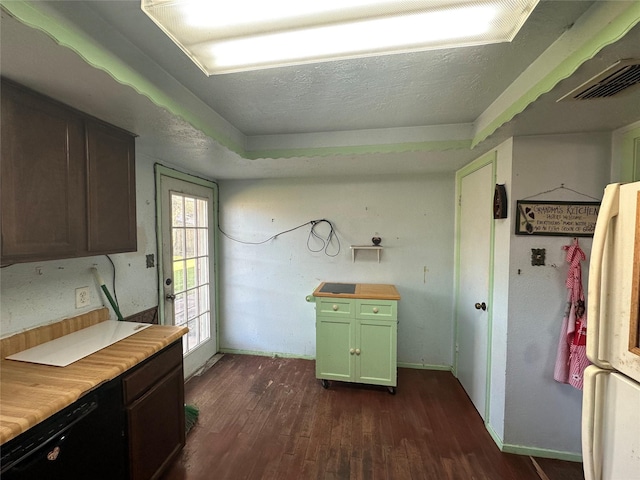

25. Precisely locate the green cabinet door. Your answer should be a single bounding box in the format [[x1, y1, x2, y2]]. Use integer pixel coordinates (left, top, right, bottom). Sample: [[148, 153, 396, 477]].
[[316, 316, 354, 381], [356, 319, 397, 386]]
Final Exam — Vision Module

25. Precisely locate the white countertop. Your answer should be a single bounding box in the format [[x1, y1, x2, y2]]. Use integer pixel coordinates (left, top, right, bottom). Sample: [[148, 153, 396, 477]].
[[6, 320, 151, 367]]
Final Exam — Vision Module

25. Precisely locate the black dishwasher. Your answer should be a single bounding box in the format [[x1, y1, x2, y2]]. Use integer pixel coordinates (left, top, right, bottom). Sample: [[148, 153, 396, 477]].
[[0, 377, 127, 479]]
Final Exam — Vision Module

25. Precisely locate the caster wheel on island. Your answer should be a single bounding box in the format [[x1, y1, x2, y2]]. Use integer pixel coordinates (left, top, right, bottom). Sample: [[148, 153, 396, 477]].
[[321, 379, 330, 389], [387, 386, 396, 395]]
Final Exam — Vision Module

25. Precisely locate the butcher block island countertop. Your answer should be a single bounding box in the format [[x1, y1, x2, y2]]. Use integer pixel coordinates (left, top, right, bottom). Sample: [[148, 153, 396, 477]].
[[0, 308, 187, 444], [313, 282, 400, 300]]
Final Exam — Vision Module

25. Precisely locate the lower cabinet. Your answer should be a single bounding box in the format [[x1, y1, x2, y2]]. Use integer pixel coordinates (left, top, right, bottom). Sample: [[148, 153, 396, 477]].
[[123, 340, 186, 480], [315, 298, 398, 391], [0, 340, 185, 480]]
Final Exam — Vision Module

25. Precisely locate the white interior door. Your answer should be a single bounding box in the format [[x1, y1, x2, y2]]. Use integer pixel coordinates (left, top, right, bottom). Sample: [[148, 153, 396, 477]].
[[456, 161, 493, 420], [160, 174, 217, 378]]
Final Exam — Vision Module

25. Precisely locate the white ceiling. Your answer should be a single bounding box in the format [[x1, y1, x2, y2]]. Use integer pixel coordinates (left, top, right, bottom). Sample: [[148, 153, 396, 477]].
[[1, 1, 639, 179]]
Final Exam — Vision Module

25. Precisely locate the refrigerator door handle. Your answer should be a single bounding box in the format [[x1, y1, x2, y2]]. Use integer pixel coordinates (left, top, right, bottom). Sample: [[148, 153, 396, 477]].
[[587, 183, 620, 368], [582, 365, 608, 480]]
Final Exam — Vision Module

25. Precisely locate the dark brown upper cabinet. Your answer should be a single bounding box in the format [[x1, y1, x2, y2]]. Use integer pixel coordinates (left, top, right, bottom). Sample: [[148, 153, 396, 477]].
[[1, 80, 137, 265], [85, 120, 137, 255]]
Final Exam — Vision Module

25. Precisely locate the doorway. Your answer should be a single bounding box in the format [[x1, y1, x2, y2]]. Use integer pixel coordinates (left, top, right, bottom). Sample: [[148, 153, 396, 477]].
[[454, 153, 495, 420], [156, 165, 218, 378]]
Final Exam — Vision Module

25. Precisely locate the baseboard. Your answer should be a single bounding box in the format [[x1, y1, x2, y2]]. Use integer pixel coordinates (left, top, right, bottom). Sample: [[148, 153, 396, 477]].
[[219, 348, 315, 361], [486, 423, 582, 462], [397, 362, 453, 371], [220, 350, 453, 369], [500, 444, 582, 463], [486, 423, 505, 450]]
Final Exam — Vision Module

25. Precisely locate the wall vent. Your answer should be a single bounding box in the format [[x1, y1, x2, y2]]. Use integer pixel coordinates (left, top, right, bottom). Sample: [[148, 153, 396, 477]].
[[558, 59, 640, 101]]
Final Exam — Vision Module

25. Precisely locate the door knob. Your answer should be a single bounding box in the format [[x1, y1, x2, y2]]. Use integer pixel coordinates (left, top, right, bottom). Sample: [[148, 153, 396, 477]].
[[166, 293, 176, 300], [355, 348, 361, 355], [350, 348, 355, 355], [474, 302, 487, 311]]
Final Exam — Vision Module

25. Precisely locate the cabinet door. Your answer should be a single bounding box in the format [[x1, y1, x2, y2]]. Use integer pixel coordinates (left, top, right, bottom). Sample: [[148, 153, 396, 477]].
[[316, 316, 354, 381], [1, 82, 86, 263], [86, 120, 137, 254], [127, 365, 185, 480], [356, 319, 397, 386]]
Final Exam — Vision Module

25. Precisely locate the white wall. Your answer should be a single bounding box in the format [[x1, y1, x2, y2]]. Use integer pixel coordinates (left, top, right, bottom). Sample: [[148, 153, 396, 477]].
[[0, 152, 160, 336], [217, 174, 456, 367], [503, 132, 611, 455]]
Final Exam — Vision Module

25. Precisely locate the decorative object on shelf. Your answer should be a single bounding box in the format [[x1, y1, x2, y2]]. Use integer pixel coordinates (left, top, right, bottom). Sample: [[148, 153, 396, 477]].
[[493, 184, 508, 219], [372, 236, 382, 245], [515, 200, 600, 237]]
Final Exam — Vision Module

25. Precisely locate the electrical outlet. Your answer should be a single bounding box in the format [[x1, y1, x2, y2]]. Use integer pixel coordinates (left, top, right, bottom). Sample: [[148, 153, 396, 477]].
[[75, 286, 91, 309]]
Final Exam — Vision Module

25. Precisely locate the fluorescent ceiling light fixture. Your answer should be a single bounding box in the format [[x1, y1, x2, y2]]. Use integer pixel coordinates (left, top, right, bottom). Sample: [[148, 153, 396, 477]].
[[141, 0, 540, 75]]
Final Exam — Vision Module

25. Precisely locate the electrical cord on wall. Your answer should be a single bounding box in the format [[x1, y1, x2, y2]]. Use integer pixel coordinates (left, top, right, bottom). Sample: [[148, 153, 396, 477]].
[[219, 218, 341, 257]]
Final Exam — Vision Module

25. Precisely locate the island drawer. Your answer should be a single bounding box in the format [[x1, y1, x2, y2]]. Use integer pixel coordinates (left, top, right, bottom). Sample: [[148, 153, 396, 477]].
[[355, 299, 397, 320], [316, 298, 354, 317]]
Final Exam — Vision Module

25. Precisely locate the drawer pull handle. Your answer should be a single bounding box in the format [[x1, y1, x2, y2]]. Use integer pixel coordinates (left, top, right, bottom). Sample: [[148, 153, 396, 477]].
[[372, 307, 379, 314], [332, 304, 339, 311], [355, 348, 361, 355], [350, 348, 355, 355]]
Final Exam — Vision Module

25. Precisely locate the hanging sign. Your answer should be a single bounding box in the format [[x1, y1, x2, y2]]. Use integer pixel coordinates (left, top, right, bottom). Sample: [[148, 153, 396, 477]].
[[515, 200, 600, 237]]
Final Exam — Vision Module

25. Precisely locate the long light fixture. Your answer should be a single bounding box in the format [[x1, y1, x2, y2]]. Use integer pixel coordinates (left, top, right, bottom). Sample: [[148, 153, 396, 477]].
[[141, 0, 539, 75]]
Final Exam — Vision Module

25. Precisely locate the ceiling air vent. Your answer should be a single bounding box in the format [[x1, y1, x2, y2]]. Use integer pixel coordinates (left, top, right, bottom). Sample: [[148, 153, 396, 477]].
[[558, 59, 640, 101]]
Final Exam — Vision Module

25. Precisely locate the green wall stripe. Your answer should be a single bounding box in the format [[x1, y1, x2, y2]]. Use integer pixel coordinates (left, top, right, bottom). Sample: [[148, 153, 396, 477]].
[[5, 1, 637, 161], [472, 2, 640, 148], [244, 139, 473, 159]]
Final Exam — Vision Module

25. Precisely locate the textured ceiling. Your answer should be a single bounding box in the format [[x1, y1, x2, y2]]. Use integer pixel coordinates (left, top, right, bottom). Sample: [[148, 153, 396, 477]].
[[1, 1, 639, 179], [71, 0, 592, 136]]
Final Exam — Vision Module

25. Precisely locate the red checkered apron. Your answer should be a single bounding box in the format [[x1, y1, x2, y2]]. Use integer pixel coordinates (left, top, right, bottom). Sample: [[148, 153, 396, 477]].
[[553, 238, 591, 390]]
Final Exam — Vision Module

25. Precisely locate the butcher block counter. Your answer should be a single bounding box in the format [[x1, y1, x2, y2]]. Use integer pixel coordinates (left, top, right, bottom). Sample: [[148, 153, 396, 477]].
[[312, 282, 400, 300], [0, 308, 187, 445]]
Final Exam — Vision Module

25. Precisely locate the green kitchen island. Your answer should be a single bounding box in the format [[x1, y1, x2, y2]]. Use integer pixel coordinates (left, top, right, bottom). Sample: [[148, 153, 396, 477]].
[[310, 282, 400, 394]]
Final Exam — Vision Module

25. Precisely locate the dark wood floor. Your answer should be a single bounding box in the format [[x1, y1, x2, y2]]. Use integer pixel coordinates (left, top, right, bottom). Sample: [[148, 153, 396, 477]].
[[162, 354, 584, 480]]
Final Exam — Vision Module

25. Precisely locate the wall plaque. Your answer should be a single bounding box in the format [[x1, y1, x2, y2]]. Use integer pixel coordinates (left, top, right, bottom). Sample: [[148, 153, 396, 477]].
[[515, 200, 600, 237]]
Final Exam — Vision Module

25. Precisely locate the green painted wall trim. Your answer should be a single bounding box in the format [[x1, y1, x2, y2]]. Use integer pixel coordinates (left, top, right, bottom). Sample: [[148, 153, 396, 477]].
[[487, 421, 582, 462], [220, 348, 315, 361], [397, 362, 452, 371], [4, 1, 638, 160], [472, 2, 640, 148], [244, 139, 473, 160], [486, 422, 504, 450], [501, 444, 582, 463], [0, 0, 244, 155]]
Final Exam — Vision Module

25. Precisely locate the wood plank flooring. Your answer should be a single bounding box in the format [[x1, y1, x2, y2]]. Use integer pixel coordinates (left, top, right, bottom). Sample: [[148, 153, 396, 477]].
[[161, 354, 584, 480]]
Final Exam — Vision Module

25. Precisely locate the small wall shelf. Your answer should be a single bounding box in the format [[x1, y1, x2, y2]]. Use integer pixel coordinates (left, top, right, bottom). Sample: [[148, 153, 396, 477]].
[[350, 245, 383, 263]]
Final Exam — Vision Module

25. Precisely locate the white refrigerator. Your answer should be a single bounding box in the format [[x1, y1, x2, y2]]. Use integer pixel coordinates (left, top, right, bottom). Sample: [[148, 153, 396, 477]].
[[583, 181, 640, 480]]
